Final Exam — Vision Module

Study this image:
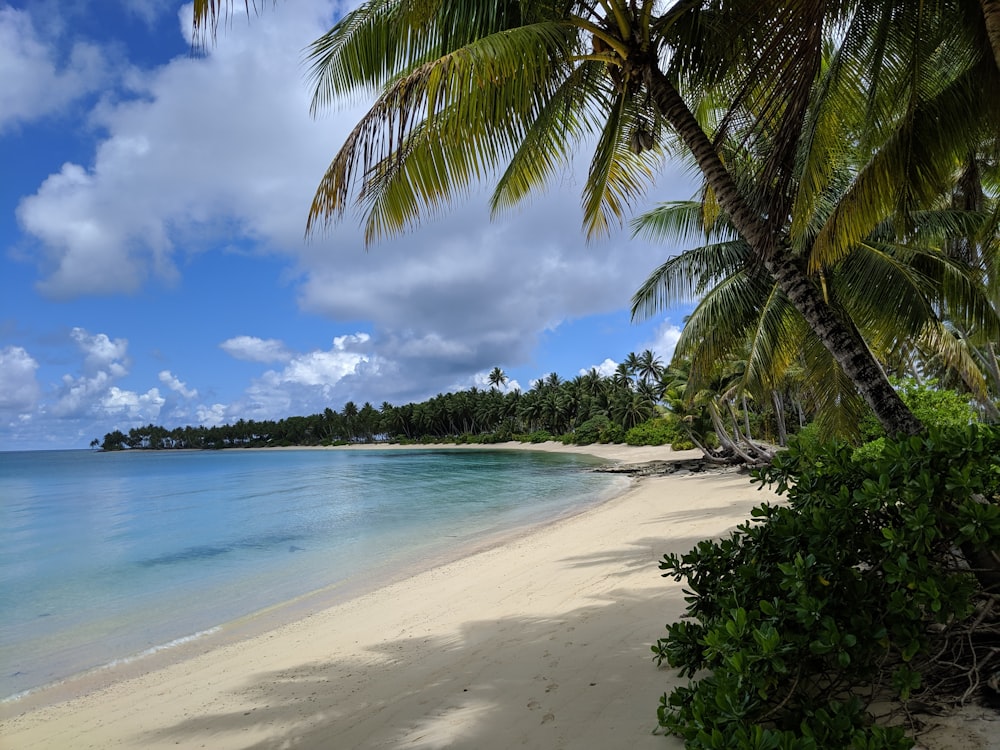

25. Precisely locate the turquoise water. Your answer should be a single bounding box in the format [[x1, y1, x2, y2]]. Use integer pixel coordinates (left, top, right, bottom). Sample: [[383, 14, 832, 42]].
[[0, 448, 624, 700]]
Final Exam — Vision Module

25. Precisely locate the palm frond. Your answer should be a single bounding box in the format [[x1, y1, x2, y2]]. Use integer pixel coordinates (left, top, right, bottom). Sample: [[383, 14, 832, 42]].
[[741, 284, 803, 399], [490, 61, 608, 216], [630, 239, 749, 320], [307, 1, 540, 110], [797, 332, 868, 441], [629, 200, 737, 245], [670, 268, 774, 388], [306, 21, 577, 238], [580, 91, 664, 238], [810, 58, 1000, 271], [917, 320, 992, 404]]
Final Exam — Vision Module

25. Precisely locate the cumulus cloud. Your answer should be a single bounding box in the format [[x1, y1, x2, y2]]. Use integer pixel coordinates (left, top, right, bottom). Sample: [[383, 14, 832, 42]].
[[246, 334, 370, 403], [52, 369, 113, 418], [196, 403, 228, 427], [51, 327, 131, 417], [0, 6, 110, 133], [17, 0, 353, 299], [0, 346, 42, 412], [101, 386, 165, 420], [159, 370, 198, 399], [643, 320, 683, 362], [220, 336, 292, 363], [584, 358, 620, 378], [280, 334, 371, 387], [70, 327, 129, 374]]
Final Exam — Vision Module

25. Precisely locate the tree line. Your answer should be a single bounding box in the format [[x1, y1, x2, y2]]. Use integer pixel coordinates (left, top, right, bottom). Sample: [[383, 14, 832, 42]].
[[94, 349, 817, 452]]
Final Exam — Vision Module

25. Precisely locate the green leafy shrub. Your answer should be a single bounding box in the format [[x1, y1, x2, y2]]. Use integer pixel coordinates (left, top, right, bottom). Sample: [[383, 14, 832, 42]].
[[625, 415, 686, 446], [786, 422, 825, 457], [858, 380, 979, 443], [654, 425, 1000, 749], [569, 414, 626, 444]]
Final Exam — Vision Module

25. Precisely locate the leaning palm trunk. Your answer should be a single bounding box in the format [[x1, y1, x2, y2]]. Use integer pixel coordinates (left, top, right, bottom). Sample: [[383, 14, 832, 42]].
[[701, 399, 776, 467], [645, 68, 922, 437], [982, 0, 1000, 71], [772, 391, 788, 447]]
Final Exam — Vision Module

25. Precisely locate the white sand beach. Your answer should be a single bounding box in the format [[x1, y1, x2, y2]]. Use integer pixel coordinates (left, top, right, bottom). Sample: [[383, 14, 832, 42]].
[[1, 442, 995, 749]]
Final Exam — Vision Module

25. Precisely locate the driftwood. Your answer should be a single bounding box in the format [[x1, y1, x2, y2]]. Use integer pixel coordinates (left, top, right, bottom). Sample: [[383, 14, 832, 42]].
[[593, 458, 744, 476]]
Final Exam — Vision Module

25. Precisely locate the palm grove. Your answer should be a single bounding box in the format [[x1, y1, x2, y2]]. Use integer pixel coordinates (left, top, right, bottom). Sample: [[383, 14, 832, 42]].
[[182, 1, 1000, 747], [98, 351, 695, 450]]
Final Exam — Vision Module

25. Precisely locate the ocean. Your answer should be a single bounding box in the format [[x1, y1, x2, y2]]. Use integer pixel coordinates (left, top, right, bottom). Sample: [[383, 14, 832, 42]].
[[0, 447, 626, 701]]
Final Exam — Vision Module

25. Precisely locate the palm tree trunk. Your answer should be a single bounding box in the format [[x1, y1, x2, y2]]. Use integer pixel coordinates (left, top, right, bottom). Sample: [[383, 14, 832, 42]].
[[708, 402, 757, 464], [772, 390, 788, 447], [981, 0, 1000, 72], [645, 67, 923, 437], [983, 343, 1000, 401]]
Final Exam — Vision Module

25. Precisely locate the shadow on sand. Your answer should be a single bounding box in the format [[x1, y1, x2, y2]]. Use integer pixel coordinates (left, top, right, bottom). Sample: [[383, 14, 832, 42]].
[[137, 536, 725, 749]]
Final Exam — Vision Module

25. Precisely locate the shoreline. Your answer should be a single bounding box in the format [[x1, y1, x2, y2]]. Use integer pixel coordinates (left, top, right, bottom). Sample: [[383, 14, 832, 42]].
[[1, 443, 677, 711], [7, 441, 989, 749], [2, 443, 654, 709], [2, 441, 751, 749]]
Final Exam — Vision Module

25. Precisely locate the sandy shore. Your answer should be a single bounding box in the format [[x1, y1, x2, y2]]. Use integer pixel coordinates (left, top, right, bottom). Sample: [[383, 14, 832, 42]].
[[2, 442, 994, 749]]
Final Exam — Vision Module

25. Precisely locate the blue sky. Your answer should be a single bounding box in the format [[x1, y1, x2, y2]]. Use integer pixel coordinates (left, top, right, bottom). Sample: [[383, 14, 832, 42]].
[[0, 1, 697, 451]]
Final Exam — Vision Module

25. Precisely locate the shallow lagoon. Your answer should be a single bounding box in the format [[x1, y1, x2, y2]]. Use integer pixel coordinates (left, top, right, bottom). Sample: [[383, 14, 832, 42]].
[[0, 447, 625, 699]]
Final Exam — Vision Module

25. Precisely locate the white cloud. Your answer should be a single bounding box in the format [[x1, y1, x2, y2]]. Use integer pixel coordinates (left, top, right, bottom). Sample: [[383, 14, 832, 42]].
[[50, 328, 131, 417], [0, 6, 110, 133], [101, 386, 165, 420], [0, 346, 42, 412], [643, 320, 683, 363], [52, 369, 113, 418], [585, 358, 620, 378], [159, 370, 198, 399], [196, 403, 228, 427], [70, 327, 129, 373], [265, 334, 370, 391], [17, 0, 352, 299], [220, 335, 292, 363], [214, 333, 375, 420]]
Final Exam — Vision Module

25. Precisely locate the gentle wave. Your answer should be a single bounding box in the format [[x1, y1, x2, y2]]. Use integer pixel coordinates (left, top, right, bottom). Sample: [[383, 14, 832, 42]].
[[0, 626, 222, 704]]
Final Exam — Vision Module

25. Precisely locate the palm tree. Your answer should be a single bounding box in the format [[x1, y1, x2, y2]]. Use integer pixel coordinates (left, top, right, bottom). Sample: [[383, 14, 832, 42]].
[[611, 389, 655, 431], [192, 0, 999, 436], [623, 352, 642, 381], [341, 400, 359, 441], [635, 349, 663, 386], [611, 361, 633, 391], [632, 194, 999, 439], [487, 366, 508, 391]]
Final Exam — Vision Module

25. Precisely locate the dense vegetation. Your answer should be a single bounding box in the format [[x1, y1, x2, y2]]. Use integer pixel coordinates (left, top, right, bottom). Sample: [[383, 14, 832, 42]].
[[655, 425, 1000, 749], [93, 352, 739, 451]]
